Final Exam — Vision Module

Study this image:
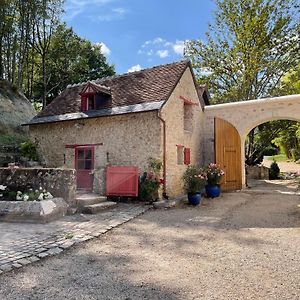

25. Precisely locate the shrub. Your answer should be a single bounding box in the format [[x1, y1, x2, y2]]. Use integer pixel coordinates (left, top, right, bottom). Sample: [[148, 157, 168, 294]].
[[263, 146, 278, 156], [138, 158, 163, 201], [269, 160, 280, 179], [182, 165, 207, 194], [204, 163, 225, 186], [19, 140, 39, 161]]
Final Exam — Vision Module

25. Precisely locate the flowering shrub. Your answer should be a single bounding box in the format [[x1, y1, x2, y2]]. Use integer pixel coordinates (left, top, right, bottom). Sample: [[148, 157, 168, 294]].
[[0, 185, 53, 201], [204, 163, 225, 186], [139, 158, 163, 201], [182, 165, 207, 194]]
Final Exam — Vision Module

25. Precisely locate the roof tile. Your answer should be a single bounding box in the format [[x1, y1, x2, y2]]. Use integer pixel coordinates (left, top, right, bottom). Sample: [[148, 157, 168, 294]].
[[37, 60, 189, 118]]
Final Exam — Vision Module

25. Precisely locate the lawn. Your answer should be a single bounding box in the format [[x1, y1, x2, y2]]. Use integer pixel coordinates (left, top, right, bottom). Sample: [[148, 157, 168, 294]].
[[267, 153, 289, 162]]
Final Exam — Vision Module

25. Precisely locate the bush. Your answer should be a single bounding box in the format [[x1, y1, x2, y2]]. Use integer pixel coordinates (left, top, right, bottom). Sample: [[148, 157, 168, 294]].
[[19, 140, 39, 161], [263, 146, 278, 156], [182, 165, 207, 194], [269, 160, 280, 179], [138, 158, 163, 202]]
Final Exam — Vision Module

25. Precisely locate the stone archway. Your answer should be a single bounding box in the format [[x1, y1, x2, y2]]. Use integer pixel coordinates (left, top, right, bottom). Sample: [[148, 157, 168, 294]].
[[203, 94, 300, 189]]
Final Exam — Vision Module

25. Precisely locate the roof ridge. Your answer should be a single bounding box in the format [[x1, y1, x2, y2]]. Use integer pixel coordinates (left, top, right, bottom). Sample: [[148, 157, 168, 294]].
[[66, 59, 190, 88]]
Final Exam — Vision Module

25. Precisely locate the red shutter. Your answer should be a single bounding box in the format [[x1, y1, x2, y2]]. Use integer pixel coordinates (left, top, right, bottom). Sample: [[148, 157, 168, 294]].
[[81, 96, 87, 111], [184, 148, 191, 165]]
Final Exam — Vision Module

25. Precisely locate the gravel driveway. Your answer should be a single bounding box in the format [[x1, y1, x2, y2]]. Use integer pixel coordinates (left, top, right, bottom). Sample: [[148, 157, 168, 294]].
[[0, 190, 299, 300]]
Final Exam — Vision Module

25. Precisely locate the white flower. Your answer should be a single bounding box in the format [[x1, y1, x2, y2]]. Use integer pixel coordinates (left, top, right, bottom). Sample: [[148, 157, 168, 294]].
[[38, 193, 44, 201], [23, 194, 29, 201], [44, 192, 53, 199], [16, 195, 22, 200], [0, 194, 3, 197], [35, 190, 39, 193], [39, 187, 43, 191], [0, 185, 6, 191], [17, 191, 22, 195], [43, 189, 46, 193]]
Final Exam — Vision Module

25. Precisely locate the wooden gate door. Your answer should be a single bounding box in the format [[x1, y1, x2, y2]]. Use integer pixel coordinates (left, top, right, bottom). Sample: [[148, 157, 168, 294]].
[[75, 146, 94, 191], [215, 118, 242, 191]]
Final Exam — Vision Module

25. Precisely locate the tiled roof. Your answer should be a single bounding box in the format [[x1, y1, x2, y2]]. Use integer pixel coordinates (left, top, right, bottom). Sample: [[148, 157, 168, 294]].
[[37, 60, 190, 118]]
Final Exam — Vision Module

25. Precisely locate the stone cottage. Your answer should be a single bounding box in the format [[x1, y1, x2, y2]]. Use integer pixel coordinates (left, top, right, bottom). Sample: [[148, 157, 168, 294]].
[[25, 60, 210, 197]]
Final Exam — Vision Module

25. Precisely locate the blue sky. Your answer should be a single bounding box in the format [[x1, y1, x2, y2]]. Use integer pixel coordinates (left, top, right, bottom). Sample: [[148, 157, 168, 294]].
[[64, 0, 216, 74]]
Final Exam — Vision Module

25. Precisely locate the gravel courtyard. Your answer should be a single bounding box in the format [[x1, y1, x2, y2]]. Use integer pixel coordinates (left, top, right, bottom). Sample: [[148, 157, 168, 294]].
[[0, 188, 299, 300]]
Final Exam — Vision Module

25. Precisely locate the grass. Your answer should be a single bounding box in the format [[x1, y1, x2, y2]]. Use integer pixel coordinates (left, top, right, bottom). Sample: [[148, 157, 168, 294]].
[[267, 154, 289, 162]]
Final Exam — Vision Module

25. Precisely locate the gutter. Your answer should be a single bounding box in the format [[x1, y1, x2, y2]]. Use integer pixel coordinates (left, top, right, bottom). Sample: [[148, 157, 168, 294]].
[[157, 111, 167, 196]]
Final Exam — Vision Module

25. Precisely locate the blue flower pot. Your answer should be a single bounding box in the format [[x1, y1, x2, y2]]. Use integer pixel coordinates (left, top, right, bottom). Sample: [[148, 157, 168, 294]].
[[205, 185, 221, 198], [188, 193, 201, 206]]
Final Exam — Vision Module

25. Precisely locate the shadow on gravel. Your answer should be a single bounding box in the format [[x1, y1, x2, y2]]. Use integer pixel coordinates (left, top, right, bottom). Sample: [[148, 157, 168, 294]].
[[0, 250, 183, 300]]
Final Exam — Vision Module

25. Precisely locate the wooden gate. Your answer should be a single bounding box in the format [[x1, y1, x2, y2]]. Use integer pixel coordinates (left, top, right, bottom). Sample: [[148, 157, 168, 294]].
[[106, 166, 139, 197], [215, 118, 242, 191]]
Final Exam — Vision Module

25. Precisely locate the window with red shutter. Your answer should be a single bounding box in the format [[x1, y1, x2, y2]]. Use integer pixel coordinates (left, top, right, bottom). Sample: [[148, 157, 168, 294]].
[[184, 148, 191, 165]]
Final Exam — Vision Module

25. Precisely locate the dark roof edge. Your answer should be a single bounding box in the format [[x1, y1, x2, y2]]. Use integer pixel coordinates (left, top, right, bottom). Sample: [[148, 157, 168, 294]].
[[23, 101, 164, 126]]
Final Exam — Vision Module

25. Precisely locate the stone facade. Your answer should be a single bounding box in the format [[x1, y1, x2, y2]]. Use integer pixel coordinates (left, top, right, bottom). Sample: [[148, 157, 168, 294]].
[[0, 168, 76, 204], [28, 68, 207, 198], [30, 112, 162, 194], [161, 68, 205, 196]]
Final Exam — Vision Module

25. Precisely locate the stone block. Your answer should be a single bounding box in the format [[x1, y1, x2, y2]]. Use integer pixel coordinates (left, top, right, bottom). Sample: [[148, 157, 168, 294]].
[[0, 198, 68, 223]]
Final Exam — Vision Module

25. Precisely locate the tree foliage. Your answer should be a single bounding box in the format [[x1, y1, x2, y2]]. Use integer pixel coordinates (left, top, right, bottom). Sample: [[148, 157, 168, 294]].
[[0, 0, 115, 108], [31, 24, 115, 106], [186, 0, 300, 104]]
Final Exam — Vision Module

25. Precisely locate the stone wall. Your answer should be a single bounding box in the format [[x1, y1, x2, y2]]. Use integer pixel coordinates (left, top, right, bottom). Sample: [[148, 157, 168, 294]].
[[0, 168, 76, 204], [29, 112, 162, 194], [246, 165, 269, 180], [161, 68, 205, 196], [203, 94, 300, 186]]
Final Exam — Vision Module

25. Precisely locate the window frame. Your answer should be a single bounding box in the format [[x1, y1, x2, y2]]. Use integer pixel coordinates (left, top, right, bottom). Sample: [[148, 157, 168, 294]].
[[81, 93, 96, 111]]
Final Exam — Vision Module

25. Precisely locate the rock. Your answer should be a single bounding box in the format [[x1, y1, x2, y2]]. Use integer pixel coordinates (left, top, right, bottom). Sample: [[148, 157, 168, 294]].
[[0, 198, 69, 223], [0, 80, 35, 135]]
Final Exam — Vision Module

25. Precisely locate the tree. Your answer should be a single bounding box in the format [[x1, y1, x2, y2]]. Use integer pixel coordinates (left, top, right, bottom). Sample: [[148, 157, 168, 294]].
[[31, 24, 115, 105], [245, 121, 291, 165], [186, 0, 300, 104], [31, 0, 63, 109]]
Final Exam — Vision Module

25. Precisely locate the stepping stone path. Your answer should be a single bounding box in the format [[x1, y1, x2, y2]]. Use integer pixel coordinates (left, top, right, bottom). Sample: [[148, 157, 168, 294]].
[[0, 203, 148, 275]]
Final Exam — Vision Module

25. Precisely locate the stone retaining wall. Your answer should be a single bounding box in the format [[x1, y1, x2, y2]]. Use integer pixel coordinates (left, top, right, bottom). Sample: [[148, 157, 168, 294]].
[[0, 168, 76, 205], [246, 165, 269, 180]]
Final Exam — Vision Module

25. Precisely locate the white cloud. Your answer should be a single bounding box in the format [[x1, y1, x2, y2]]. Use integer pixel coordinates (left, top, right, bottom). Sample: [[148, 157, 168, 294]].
[[97, 42, 111, 56], [97, 7, 129, 21], [173, 40, 185, 55], [156, 50, 169, 58], [153, 37, 165, 44], [138, 37, 188, 58], [65, 0, 115, 19], [127, 64, 142, 73], [112, 7, 127, 15]]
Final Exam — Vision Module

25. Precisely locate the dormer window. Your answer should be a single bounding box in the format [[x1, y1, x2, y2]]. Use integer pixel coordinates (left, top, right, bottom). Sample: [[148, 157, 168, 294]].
[[87, 94, 95, 110], [80, 82, 111, 112]]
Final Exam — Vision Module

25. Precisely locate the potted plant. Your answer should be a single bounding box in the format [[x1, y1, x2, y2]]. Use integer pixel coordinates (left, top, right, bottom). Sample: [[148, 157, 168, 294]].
[[204, 163, 225, 198], [139, 158, 163, 202], [183, 165, 207, 205]]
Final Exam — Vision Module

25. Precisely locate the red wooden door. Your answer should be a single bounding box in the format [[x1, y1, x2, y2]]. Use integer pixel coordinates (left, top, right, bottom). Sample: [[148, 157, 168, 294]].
[[75, 147, 94, 191]]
